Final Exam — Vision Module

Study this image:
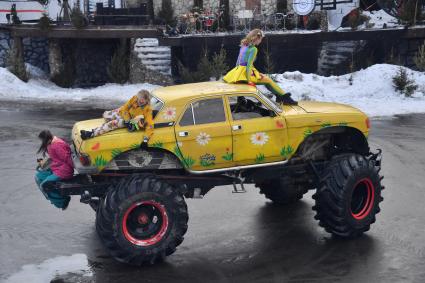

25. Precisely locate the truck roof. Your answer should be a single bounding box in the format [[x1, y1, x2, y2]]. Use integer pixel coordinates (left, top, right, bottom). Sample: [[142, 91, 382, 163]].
[[152, 81, 257, 102]]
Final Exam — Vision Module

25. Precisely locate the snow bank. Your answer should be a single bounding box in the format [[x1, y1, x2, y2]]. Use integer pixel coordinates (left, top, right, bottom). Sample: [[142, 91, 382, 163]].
[[3, 254, 92, 283], [0, 65, 159, 108], [272, 64, 425, 117], [362, 9, 400, 29], [0, 64, 424, 117]]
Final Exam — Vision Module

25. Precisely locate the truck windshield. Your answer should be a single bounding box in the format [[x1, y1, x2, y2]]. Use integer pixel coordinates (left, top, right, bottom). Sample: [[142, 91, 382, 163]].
[[150, 94, 164, 113], [256, 90, 283, 113]]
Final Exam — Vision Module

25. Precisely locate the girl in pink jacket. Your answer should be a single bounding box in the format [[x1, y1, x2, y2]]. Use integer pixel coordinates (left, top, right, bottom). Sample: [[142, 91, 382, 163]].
[[35, 130, 74, 210]]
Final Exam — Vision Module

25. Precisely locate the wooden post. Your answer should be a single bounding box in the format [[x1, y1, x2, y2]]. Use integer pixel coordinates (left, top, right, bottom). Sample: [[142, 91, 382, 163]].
[[48, 39, 62, 79], [10, 36, 28, 81]]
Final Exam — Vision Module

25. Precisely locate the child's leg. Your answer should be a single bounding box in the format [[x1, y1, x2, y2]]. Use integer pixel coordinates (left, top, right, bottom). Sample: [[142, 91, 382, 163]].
[[256, 75, 297, 105], [40, 173, 70, 209], [93, 118, 125, 137], [102, 109, 120, 122], [255, 75, 287, 97], [35, 169, 51, 187], [35, 169, 53, 199]]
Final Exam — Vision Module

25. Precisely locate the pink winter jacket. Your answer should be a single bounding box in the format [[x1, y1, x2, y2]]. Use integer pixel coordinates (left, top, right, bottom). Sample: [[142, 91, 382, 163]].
[[47, 137, 74, 179]]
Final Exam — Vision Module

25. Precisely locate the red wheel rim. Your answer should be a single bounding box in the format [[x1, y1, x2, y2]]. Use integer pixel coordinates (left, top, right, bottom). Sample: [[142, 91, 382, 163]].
[[351, 178, 375, 220], [122, 200, 169, 246]]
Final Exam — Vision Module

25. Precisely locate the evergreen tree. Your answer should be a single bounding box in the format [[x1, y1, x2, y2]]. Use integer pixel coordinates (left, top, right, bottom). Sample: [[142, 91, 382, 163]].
[[158, 0, 175, 25], [414, 41, 425, 71], [108, 40, 130, 84], [392, 67, 418, 97]]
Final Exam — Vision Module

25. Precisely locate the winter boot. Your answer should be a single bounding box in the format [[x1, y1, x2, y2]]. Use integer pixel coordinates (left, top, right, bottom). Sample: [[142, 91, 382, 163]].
[[276, 93, 298, 105], [80, 130, 94, 140]]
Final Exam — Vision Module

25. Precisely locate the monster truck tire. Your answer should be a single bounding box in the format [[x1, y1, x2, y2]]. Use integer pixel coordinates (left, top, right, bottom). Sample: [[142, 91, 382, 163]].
[[95, 174, 188, 265], [312, 154, 384, 238], [256, 179, 309, 205]]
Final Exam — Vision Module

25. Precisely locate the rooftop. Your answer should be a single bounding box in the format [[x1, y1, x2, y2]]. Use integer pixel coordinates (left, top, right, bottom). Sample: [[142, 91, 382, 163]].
[[152, 81, 256, 102]]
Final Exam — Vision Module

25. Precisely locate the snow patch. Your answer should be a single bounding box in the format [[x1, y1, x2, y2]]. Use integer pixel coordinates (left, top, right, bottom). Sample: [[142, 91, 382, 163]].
[[3, 254, 92, 283], [362, 10, 400, 29], [0, 66, 159, 106], [0, 64, 425, 117], [273, 64, 425, 117]]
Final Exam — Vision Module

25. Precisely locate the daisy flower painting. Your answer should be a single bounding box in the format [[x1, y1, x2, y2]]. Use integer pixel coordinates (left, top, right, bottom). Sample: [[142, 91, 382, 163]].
[[162, 107, 176, 120], [250, 132, 269, 146], [196, 132, 211, 146]]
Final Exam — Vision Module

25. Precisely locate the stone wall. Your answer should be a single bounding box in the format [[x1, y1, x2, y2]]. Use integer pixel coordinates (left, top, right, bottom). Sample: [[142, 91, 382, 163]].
[[261, 0, 277, 15], [23, 37, 49, 72], [70, 39, 119, 86], [0, 31, 49, 72], [0, 31, 11, 67], [153, 0, 193, 17]]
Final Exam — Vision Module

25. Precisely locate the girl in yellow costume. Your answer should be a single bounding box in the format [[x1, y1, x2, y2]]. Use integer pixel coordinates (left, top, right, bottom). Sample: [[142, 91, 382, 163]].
[[80, 90, 154, 147], [223, 29, 297, 105]]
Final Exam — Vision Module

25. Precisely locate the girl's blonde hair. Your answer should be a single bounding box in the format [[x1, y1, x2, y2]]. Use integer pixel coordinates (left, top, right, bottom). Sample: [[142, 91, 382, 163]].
[[240, 29, 264, 46], [137, 89, 151, 103]]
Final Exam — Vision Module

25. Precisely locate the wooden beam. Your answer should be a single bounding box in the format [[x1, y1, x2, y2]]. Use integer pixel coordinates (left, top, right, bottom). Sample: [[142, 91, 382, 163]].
[[2, 25, 163, 39], [159, 28, 425, 46]]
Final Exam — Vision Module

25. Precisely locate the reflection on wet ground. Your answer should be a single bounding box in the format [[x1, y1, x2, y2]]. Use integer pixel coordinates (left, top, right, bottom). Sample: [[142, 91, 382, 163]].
[[1, 103, 425, 282]]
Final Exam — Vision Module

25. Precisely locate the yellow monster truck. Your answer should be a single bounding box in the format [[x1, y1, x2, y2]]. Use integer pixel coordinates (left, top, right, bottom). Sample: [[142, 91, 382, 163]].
[[53, 81, 383, 265]]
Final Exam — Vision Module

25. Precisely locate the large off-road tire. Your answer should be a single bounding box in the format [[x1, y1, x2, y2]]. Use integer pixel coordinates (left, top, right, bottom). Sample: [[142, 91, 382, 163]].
[[95, 174, 188, 265], [256, 178, 309, 205], [312, 154, 384, 238]]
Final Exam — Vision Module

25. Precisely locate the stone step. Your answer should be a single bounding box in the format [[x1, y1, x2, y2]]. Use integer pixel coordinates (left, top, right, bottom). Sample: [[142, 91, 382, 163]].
[[134, 37, 172, 75], [141, 59, 171, 65], [137, 53, 171, 59], [134, 46, 170, 53]]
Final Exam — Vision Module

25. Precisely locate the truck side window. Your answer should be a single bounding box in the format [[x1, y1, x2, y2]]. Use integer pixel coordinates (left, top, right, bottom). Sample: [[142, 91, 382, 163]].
[[180, 106, 194, 126], [193, 98, 226, 125], [180, 98, 226, 126], [229, 96, 274, 120]]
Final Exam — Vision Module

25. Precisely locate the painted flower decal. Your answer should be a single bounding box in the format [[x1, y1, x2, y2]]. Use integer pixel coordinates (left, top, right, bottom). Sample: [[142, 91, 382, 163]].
[[91, 142, 100, 151], [250, 132, 269, 146], [276, 120, 284, 129], [196, 132, 211, 146], [162, 107, 176, 120]]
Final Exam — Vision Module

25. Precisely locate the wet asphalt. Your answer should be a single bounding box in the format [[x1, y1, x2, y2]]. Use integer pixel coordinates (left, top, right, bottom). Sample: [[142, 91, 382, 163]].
[[0, 101, 424, 283]]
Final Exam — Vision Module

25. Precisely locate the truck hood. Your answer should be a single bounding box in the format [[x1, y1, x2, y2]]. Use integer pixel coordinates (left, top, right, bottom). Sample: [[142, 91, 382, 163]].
[[72, 119, 129, 151], [296, 101, 362, 114]]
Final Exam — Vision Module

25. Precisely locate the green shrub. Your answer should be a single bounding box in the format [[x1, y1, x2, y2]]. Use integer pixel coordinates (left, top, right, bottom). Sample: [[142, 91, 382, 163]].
[[197, 49, 214, 81], [262, 40, 275, 76], [392, 67, 418, 97], [51, 57, 75, 87], [414, 41, 425, 71], [399, 0, 422, 25], [158, 0, 175, 25], [211, 47, 229, 80], [38, 13, 52, 31], [71, 7, 88, 29], [178, 47, 229, 83], [177, 61, 195, 83], [108, 40, 129, 84]]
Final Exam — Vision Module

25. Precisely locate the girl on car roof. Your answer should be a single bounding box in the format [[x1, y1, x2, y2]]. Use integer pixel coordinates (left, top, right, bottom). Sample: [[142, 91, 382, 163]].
[[223, 29, 297, 105]]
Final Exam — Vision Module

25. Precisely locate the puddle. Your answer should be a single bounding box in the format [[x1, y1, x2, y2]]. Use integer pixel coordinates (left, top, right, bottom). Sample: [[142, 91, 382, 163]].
[[3, 254, 93, 283]]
